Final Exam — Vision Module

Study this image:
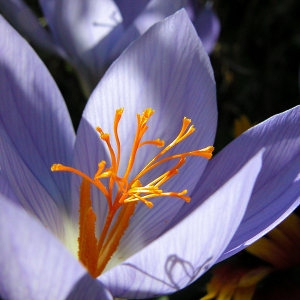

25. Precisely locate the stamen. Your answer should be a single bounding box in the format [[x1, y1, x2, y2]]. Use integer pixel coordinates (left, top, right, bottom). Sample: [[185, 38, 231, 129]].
[[51, 108, 213, 277]]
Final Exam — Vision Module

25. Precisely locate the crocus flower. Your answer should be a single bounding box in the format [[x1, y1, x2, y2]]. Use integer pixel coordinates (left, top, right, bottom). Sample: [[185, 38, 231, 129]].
[[0, 9, 299, 300], [0, 0, 220, 93]]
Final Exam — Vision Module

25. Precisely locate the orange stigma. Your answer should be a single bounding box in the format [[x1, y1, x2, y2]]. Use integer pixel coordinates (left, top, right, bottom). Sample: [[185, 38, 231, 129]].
[[51, 108, 214, 277]]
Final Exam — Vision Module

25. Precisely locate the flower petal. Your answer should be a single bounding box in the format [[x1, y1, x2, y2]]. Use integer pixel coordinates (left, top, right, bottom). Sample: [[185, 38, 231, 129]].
[[114, 0, 150, 27], [100, 152, 263, 298], [39, 0, 123, 89], [74, 9, 217, 259], [0, 17, 75, 211], [66, 274, 113, 300], [0, 128, 65, 236], [0, 0, 61, 54], [193, 5, 220, 54], [110, 0, 189, 62], [216, 105, 300, 261], [0, 172, 18, 204], [0, 196, 112, 300]]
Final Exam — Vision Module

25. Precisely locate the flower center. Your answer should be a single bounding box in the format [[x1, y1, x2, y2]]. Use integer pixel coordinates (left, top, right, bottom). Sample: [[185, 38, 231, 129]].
[[51, 108, 214, 277]]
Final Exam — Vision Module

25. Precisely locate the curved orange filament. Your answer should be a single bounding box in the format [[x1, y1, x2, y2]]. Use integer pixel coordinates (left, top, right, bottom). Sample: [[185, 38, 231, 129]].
[[51, 108, 214, 277]]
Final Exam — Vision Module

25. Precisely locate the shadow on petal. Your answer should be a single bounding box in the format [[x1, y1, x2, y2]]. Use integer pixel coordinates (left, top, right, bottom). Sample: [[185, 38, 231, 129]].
[[112, 255, 213, 298], [164, 254, 213, 290]]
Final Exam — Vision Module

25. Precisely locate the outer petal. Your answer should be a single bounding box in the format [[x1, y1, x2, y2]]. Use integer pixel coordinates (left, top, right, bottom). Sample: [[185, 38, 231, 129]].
[[39, 0, 123, 90], [100, 152, 263, 298], [215, 105, 300, 261], [0, 196, 112, 300], [0, 0, 61, 55], [74, 10, 217, 261], [0, 17, 75, 228]]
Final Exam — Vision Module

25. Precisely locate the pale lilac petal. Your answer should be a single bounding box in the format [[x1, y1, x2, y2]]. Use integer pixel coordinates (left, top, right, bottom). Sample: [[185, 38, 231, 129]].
[[101, 152, 263, 298], [0, 0, 61, 54], [0, 16, 75, 213], [216, 105, 300, 261], [0, 196, 112, 300], [39, 0, 123, 88], [74, 10, 217, 259], [110, 0, 188, 62], [193, 6, 220, 54]]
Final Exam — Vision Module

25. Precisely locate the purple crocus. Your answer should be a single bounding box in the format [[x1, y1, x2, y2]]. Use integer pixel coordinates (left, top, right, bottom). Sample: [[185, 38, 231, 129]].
[[0, 0, 220, 93], [0, 9, 299, 300]]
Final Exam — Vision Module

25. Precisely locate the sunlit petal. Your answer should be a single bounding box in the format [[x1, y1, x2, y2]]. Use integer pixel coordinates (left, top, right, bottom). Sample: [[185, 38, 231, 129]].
[[218, 105, 300, 261]]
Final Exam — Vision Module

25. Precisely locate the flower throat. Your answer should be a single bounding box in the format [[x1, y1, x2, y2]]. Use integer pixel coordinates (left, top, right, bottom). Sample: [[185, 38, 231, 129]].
[[51, 108, 214, 277]]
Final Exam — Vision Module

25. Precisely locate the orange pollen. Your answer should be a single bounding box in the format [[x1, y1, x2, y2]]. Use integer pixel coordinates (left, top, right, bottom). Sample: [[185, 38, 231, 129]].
[[51, 108, 214, 277]]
